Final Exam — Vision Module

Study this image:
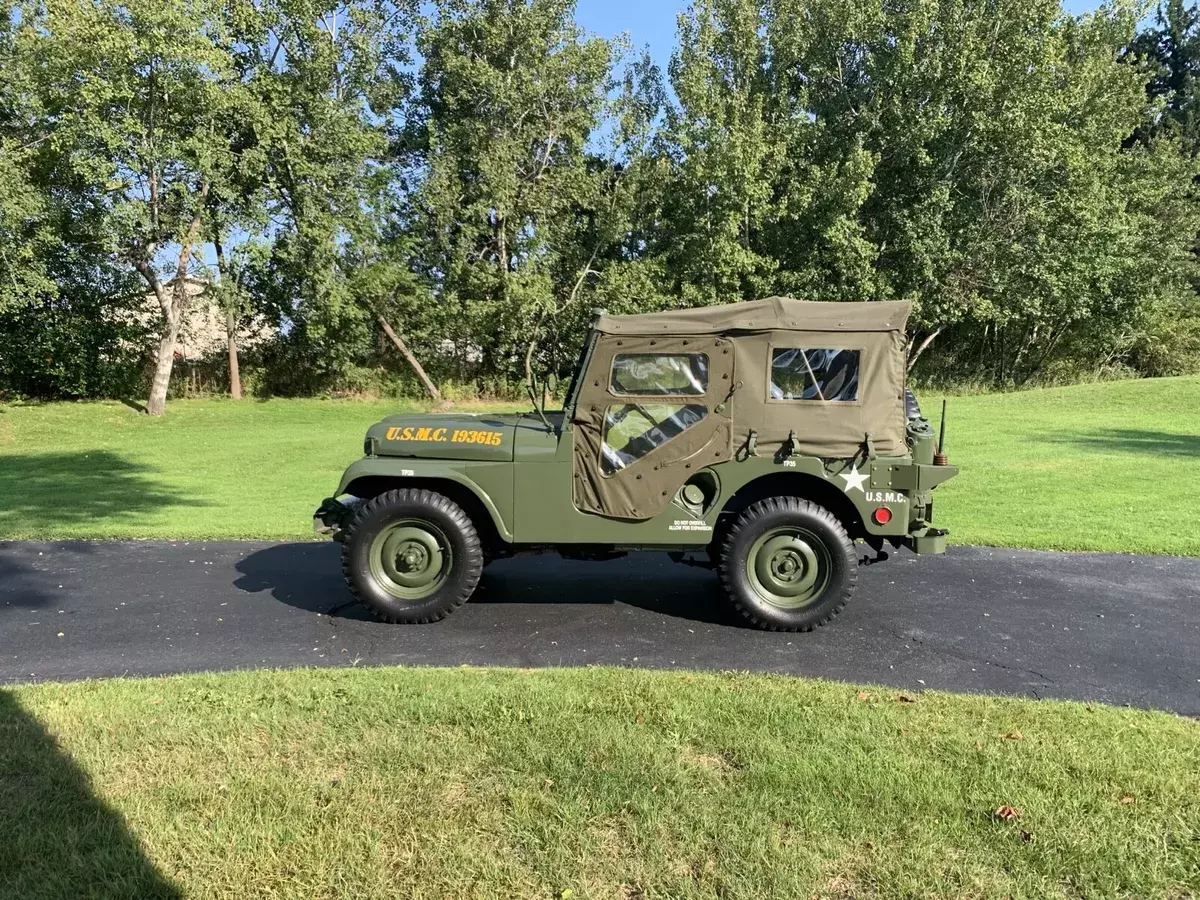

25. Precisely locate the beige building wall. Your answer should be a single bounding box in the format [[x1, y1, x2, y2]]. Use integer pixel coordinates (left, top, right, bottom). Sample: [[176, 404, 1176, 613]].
[[133, 277, 275, 361]]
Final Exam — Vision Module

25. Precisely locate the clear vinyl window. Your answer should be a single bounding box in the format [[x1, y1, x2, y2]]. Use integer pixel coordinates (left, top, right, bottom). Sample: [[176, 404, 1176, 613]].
[[771, 348, 861, 402], [610, 353, 708, 396], [601, 403, 708, 475]]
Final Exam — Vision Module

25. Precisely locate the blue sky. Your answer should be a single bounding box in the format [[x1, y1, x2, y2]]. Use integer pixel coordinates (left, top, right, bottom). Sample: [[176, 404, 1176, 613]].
[[575, 0, 1105, 70]]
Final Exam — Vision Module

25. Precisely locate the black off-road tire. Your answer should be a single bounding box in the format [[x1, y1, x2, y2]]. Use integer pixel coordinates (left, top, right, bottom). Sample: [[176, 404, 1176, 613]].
[[718, 497, 857, 632], [341, 488, 484, 624]]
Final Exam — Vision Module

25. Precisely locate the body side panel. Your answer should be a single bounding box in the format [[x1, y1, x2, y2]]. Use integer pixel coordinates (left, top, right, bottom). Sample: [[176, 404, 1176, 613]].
[[511, 432, 929, 545]]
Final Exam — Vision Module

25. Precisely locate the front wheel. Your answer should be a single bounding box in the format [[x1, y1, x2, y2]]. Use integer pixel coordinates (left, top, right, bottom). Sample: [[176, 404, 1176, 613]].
[[341, 489, 484, 623], [718, 497, 857, 631]]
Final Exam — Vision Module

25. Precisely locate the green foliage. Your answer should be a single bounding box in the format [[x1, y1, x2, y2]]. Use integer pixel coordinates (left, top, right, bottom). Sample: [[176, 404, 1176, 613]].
[[653, 0, 1200, 387], [0, 285, 149, 400], [409, 0, 632, 380], [1128, 0, 1200, 378], [14, 0, 243, 263], [0, 142, 56, 314], [235, 0, 417, 380], [1134, 0, 1200, 149], [0, 12, 54, 314], [1, 0, 1199, 399]]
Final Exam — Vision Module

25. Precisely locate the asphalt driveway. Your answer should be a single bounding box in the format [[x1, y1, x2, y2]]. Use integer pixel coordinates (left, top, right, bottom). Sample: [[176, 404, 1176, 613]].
[[1, 541, 1197, 713]]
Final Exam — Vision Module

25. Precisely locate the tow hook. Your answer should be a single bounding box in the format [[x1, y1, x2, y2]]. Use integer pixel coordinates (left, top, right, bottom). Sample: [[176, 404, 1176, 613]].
[[313, 496, 361, 541], [860, 549, 890, 567], [860, 538, 889, 567]]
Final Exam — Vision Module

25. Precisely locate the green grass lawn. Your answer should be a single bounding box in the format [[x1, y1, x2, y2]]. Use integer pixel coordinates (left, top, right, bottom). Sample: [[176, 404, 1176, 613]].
[[2, 667, 1197, 899], [1, 376, 1197, 553]]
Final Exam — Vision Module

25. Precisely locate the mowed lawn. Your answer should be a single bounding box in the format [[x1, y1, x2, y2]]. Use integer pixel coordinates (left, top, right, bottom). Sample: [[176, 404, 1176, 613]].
[[1, 376, 1198, 553], [3, 667, 1198, 899]]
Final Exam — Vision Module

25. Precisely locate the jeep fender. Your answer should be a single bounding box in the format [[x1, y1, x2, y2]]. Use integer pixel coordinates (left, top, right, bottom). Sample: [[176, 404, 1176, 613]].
[[716, 470, 864, 535], [713, 462, 919, 540], [334, 458, 514, 543]]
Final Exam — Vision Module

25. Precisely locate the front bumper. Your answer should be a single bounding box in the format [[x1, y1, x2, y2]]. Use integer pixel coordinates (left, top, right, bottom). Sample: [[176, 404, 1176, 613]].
[[313, 496, 361, 541]]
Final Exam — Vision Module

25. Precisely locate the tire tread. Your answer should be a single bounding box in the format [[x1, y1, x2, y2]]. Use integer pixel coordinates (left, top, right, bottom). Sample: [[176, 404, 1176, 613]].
[[340, 488, 484, 624], [718, 496, 857, 632]]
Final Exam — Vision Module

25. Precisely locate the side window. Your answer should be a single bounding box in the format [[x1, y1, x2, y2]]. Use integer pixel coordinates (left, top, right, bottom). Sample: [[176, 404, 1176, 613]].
[[611, 353, 708, 396], [601, 404, 708, 475], [771, 348, 860, 402]]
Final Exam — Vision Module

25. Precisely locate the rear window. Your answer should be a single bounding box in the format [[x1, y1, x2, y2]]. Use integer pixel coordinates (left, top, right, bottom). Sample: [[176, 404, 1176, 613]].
[[771, 348, 860, 401], [611, 353, 708, 396]]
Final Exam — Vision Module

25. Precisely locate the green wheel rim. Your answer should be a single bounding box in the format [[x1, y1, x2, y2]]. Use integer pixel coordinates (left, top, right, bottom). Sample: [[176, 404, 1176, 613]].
[[746, 526, 832, 609], [367, 519, 452, 601]]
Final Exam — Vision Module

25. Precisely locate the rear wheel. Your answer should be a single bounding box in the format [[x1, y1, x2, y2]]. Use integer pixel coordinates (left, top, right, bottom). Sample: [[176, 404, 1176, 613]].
[[341, 489, 484, 623], [718, 497, 856, 631]]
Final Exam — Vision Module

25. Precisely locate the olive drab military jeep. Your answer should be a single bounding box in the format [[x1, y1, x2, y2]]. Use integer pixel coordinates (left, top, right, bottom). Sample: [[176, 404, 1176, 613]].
[[314, 298, 958, 631]]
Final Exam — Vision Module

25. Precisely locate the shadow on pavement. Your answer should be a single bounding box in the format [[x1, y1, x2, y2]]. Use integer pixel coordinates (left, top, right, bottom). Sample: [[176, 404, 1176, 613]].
[[0, 451, 203, 535], [0, 542, 97, 610], [234, 543, 744, 628], [473, 555, 744, 627], [232, 542, 375, 621], [0, 691, 181, 898]]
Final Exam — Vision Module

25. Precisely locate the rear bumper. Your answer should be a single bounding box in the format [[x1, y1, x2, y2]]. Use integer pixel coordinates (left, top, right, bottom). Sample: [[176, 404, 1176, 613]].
[[902, 527, 949, 555]]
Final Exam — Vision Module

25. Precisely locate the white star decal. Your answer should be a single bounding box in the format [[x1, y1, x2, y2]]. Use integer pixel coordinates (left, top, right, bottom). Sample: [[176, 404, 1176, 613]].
[[839, 465, 869, 493]]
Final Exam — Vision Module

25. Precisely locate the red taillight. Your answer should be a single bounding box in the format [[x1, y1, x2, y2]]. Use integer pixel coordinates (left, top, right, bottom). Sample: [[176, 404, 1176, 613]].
[[873, 507, 893, 526]]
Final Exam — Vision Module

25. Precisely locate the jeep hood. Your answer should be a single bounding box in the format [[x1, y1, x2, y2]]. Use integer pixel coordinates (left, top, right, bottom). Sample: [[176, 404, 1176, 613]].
[[366, 413, 527, 462]]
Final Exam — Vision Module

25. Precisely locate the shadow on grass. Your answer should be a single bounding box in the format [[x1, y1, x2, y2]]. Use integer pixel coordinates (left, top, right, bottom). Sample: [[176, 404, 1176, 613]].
[[0, 691, 181, 898], [234, 543, 743, 628], [0, 451, 203, 535], [1050, 428, 1200, 457]]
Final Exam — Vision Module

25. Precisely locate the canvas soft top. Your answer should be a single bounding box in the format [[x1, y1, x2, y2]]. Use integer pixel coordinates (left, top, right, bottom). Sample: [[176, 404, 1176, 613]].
[[595, 297, 911, 336], [571, 297, 915, 520]]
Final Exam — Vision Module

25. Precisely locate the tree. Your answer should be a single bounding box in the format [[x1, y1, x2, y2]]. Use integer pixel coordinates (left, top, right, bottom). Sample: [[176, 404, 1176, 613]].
[[0, 11, 54, 315], [10, 0, 251, 414], [209, 229, 254, 400], [650, 0, 1199, 385], [1128, 0, 1200, 376], [1133, 0, 1200, 150], [2, 7, 149, 399], [231, 0, 422, 395], [408, 0, 624, 383], [3, 0, 1198, 401]]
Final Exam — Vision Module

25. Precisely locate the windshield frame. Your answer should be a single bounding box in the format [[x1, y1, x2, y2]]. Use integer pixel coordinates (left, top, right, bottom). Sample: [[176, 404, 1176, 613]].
[[561, 329, 598, 428]]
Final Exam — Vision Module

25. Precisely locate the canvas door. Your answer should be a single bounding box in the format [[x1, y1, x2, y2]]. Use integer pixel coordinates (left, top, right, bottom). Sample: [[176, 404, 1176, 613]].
[[572, 335, 734, 520]]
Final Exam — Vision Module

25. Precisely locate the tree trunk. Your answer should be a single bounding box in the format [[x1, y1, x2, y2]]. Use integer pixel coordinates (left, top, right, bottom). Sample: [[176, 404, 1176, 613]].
[[147, 270, 192, 416], [226, 309, 242, 400], [214, 234, 242, 400], [146, 315, 181, 417], [145, 182, 210, 416], [378, 315, 442, 402], [906, 327, 944, 374]]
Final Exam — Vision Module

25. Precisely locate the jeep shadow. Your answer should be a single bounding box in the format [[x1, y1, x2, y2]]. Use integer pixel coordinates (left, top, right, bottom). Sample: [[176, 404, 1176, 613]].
[[234, 543, 744, 628]]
